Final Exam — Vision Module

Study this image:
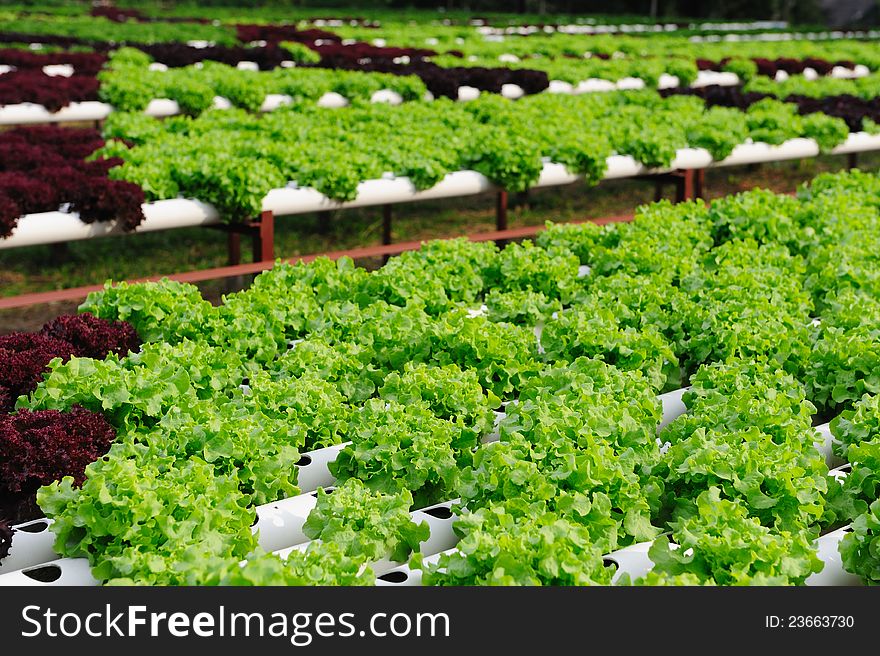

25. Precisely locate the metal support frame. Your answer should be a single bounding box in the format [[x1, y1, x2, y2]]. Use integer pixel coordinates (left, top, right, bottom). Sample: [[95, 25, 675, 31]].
[[207, 210, 275, 266], [382, 204, 393, 245], [381, 204, 393, 263], [2, 165, 727, 309], [691, 169, 705, 200], [495, 190, 509, 247], [495, 190, 509, 231], [0, 213, 636, 310], [647, 169, 705, 202]]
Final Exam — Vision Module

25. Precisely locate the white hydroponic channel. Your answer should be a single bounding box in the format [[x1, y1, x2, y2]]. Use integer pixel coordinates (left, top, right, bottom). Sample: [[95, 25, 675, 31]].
[[0, 385, 859, 587], [4, 131, 880, 251], [0, 62, 869, 126]]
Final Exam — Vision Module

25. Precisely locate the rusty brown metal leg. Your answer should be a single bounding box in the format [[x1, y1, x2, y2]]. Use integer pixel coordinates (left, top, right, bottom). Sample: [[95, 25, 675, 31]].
[[677, 169, 695, 202], [654, 180, 665, 202], [225, 231, 244, 293], [495, 190, 509, 231], [252, 210, 275, 263], [0, 213, 642, 311], [693, 169, 705, 200], [495, 190, 510, 247], [381, 204, 393, 246], [227, 231, 241, 266], [381, 204, 393, 263]]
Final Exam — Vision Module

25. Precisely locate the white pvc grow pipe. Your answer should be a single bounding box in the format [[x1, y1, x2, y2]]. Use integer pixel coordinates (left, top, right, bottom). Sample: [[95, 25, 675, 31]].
[[0, 557, 99, 587], [3, 198, 220, 249], [270, 500, 459, 576], [0, 64, 866, 126], [376, 519, 863, 587], [0, 498, 460, 587], [0, 518, 58, 576], [0, 385, 692, 581], [806, 527, 863, 586], [4, 131, 880, 251]]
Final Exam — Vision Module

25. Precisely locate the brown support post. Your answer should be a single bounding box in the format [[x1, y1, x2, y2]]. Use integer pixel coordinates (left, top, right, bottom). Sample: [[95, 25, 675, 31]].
[[0, 212, 642, 311], [692, 169, 705, 200], [848, 152, 858, 170], [381, 204, 393, 264], [654, 179, 665, 202], [252, 210, 275, 263], [382, 204, 393, 246], [227, 231, 241, 266], [495, 190, 509, 248], [225, 231, 244, 293], [496, 190, 509, 231], [678, 169, 695, 202]]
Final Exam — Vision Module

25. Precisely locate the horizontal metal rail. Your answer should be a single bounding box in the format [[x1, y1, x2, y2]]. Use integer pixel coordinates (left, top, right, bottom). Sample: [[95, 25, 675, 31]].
[[0, 213, 635, 309]]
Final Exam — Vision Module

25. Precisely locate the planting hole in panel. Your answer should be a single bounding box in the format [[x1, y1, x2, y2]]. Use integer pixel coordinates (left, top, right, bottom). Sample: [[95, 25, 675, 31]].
[[297, 454, 313, 467], [603, 558, 619, 571], [241, 378, 250, 386], [422, 506, 453, 520], [17, 521, 49, 534], [377, 571, 409, 583], [23, 565, 62, 583], [310, 487, 334, 498]]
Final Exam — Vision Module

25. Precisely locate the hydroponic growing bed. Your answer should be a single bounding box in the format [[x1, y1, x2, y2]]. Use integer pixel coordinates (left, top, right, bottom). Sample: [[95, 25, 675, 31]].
[[1, 168, 880, 586]]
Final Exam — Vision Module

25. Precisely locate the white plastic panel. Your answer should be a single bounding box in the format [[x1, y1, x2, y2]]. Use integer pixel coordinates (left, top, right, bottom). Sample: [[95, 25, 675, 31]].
[[42, 64, 74, 77], [375, 565, 423, 587], [692, 70, 740, 87], [370, 89, 403, 105], [253, 492, 319, 552], [806, 528, 862, 586], [606, 541, 655, 584], [575, 78, 617, 93], [145, 98, 181, 117], [501, 84, 525, 99], [547, 80, 573, 94], [0, 518, 57, 575], [411, 501, 459, 556], [615, 76, 645, 90], [0, 558, 98, 587], [658, 386, 690, 430], [657, 73, 680, 89], [0, 101, 112, 125], [375, 550, 448, 587], [456, 86, 480, 101], [814, 422, 846, 467], [296, 443, 346, 492], [316, 92, 348, 108]]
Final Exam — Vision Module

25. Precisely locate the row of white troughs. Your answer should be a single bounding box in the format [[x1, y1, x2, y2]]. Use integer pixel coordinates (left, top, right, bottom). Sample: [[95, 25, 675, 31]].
[[474, 21, 790, 35], [3, 132, 880, 251], [0, 63, 870, 126], [0, 386, 861, 586]]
